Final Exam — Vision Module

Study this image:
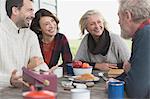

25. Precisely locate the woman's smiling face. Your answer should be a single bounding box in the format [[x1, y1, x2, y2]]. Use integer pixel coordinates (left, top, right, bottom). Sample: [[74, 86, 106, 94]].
[[39, 16, 57, 37], [86, 14, 104, 38]]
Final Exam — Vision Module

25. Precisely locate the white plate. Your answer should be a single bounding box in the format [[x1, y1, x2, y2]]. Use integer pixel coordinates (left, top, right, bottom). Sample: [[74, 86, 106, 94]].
[[68, 76, 100, 83]]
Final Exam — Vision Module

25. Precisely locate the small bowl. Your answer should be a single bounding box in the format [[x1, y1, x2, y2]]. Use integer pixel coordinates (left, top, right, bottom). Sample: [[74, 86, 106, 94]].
[[73, 67, 93, 76]]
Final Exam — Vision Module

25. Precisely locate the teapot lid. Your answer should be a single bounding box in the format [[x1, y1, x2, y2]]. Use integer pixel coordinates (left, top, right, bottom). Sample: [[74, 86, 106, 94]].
[[25, 90, 55, 98]]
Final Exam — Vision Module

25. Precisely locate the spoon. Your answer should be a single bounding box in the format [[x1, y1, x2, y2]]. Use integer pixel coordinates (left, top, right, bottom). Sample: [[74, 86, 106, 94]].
[[98, 72, 108, 81]]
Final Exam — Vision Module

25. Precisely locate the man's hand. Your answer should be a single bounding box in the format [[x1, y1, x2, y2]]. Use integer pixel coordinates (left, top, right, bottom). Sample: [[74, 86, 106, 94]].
[[27, 56, 43, 69], [10, 69, 22, 88], [123, 61, 131, 73]]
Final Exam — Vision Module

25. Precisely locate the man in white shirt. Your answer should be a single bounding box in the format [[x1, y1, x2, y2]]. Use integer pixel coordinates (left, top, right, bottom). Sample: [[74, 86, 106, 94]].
[[0, 0, 47, 87]]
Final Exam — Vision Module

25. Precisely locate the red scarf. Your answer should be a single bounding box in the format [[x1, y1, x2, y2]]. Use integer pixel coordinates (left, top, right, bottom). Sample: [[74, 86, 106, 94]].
[[138, 19, 150, 30]]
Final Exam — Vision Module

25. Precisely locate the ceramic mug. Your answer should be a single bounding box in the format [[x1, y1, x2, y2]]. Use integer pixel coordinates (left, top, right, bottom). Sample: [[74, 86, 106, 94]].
[[66, 63, 74, 76], [71, 88, 90, 99], [108, 81, 124, 99], [53, 67, 63, 78]]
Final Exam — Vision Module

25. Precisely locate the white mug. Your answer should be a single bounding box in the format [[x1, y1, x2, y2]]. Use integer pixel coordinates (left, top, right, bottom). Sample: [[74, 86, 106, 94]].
[[53, 67, 63, 78], [71, 89, 90, 99]]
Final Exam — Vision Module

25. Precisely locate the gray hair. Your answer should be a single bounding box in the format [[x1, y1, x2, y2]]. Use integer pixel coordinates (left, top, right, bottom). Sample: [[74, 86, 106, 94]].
[[119, 0, 150, 22], [79, 10, 109, 35]]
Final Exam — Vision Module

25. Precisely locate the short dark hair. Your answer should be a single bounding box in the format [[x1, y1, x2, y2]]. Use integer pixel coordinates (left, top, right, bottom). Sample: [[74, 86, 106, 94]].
[[5, 0, 33, 18], [30, 9, 59, 40]]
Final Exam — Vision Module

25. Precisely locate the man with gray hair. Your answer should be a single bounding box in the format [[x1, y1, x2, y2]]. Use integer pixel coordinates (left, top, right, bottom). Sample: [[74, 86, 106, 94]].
[[118, 0, 150, 98]]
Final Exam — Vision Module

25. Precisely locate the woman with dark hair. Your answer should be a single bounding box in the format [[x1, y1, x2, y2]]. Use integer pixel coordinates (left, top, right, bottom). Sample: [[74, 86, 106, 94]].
[[30, 9, 72, 74]]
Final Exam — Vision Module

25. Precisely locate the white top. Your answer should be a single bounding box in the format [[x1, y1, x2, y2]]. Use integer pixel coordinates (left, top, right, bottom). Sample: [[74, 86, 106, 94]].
[[0, 17, 47, 83]]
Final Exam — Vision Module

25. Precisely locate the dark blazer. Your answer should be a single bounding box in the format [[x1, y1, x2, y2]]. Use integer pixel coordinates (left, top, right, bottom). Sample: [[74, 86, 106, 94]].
[[125, 24, 150, 98], [40, 33, 72, 73]]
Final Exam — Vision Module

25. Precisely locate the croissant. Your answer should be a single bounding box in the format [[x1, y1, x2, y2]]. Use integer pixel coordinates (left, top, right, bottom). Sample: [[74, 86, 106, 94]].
[[75, 73, 95, 81]]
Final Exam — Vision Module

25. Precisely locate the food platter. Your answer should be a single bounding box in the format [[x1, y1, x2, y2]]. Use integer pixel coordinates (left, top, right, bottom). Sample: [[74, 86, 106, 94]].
[[68, 76, 100, 83]]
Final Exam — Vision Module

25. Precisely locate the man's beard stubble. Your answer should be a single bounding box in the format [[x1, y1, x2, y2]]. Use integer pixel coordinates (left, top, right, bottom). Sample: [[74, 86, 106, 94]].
[[120, 29, 131, 39]]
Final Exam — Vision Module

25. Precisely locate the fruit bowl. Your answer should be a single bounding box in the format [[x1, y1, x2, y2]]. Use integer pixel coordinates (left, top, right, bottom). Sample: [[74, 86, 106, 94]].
[[73, 67, 93, 76], [72, 61, 93, 76]]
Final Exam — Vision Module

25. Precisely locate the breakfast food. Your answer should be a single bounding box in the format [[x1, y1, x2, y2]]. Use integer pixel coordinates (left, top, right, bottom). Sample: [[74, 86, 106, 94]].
[[108, 69, 124, 77], [72, 61, 91, 68], [75, 73, 95, 81], [82, 63, 90, 68], [72, 60, 82, 68], [27, 56, 49, 72], [27, 56, 43, 69]]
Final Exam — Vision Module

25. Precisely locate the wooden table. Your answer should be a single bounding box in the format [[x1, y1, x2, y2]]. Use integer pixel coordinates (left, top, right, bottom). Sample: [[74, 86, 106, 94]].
[[0, 76, 108, 99]]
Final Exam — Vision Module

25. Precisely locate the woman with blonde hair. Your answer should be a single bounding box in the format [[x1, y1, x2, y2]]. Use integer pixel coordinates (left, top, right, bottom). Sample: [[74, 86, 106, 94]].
[[74, 10, 130, 71]]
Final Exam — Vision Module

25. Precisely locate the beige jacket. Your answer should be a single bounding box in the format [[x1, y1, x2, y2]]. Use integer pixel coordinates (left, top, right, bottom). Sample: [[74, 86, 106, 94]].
[[75, 33, 130, 64]]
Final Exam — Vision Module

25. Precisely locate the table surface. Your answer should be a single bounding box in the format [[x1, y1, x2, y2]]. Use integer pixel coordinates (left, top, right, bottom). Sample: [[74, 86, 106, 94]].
[[0, 76, 108, 99], [0, 69, 129, 99]]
